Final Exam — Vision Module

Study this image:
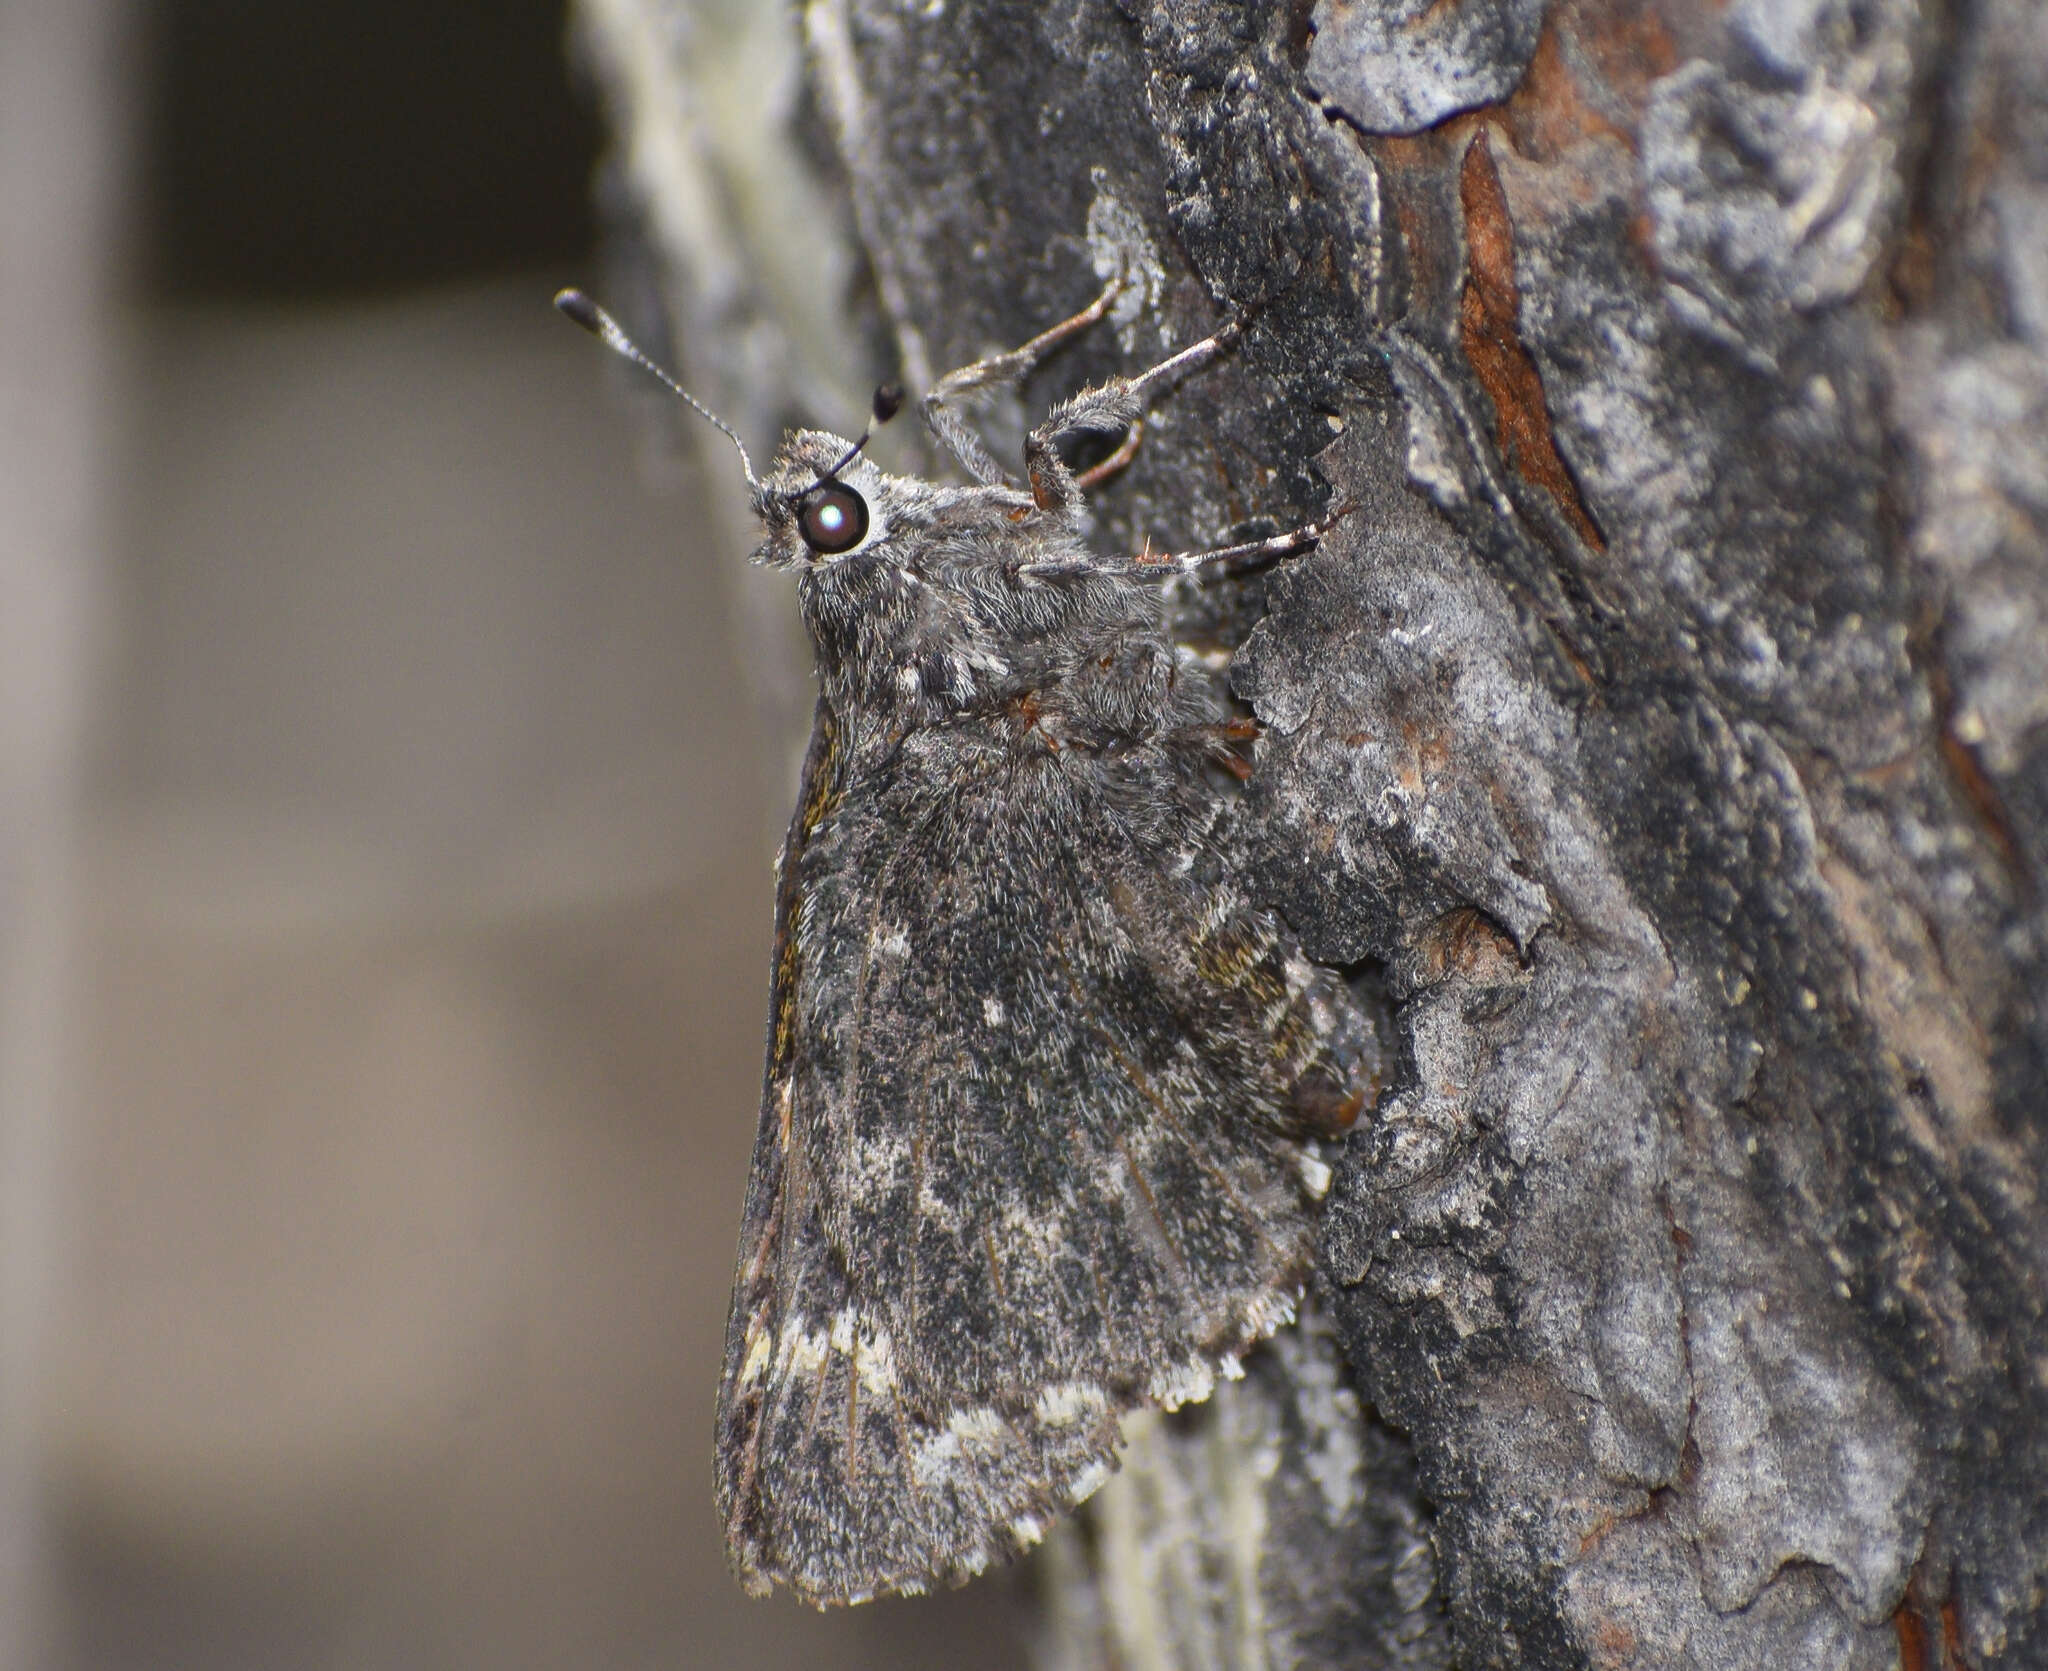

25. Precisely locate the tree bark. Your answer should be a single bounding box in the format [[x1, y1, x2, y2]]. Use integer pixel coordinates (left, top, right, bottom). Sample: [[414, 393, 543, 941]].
[[575, 1, 2048, 1665]]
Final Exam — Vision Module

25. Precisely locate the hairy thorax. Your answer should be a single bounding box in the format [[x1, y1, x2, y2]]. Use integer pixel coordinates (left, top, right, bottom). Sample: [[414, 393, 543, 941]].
[[797, 527, 1192, 757]]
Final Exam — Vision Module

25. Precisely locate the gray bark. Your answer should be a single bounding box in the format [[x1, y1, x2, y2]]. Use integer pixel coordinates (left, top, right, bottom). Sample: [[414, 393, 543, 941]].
[[574, 1, 2048, 1665]]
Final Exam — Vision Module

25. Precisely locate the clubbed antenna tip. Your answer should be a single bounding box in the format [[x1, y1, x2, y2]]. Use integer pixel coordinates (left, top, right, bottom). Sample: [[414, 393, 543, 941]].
[[554, 287, 604, 335], [810, 380, 909, 488]]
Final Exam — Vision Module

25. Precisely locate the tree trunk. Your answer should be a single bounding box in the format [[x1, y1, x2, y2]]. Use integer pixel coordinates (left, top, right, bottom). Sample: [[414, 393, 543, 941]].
[[574, 1, 2048, 1665]]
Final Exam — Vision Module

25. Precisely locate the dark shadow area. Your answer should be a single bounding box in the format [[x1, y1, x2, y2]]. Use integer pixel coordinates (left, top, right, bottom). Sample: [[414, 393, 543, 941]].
[[139, 0, 601, 297]]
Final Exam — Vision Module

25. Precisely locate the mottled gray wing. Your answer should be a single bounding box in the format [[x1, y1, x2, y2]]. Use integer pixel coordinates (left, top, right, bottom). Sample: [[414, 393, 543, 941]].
[[715, 698, 931, 1603], [715, 709, 1364, 1603], [716, 705, 1132, 1601]]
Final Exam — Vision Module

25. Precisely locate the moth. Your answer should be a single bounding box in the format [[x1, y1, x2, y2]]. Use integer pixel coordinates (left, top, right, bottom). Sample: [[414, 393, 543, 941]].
[[558, 275, 1374, 1606]]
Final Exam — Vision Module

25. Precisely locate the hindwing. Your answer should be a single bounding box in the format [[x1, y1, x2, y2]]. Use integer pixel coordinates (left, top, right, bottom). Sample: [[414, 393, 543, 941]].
[[714, 705, 1366, 1603]]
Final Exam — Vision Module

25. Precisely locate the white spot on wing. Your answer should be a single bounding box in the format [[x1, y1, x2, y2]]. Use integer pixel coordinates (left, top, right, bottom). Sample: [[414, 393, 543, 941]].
[[1147, 1358, 1215, 1411], [982, 995, 1005, 1026], [951, 1407, 1006, 1443], [739, 1323, 772, 1387], [855, 1323, 896, 1394], [1298, 1149, 1333, 1199], [816, 1307, 898, 1395], [1033, 1380, 1108, 1428], [1068, 1458, 1113, 1505], [911, 1404, 1010, 1486], [1242, 1287, 1301, 1342], [775, 1315, 829, 1381]]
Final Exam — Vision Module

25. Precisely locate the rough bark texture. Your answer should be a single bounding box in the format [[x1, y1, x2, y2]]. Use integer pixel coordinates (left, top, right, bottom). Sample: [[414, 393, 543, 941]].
[[575, 1, 2048, 1665]]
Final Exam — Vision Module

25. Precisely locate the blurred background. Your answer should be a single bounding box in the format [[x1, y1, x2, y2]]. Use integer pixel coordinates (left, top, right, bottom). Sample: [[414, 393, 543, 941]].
[[0, 1, 1028, 1665]]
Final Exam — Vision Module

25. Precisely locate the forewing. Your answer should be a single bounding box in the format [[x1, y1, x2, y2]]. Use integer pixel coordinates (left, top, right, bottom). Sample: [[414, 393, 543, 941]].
[[715, 709, 1127, 1601]]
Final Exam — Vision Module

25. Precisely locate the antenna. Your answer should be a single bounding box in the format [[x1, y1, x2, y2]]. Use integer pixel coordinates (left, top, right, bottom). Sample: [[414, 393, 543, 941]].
[[812, 381, 906, 487], [554, 288, 757, 490]]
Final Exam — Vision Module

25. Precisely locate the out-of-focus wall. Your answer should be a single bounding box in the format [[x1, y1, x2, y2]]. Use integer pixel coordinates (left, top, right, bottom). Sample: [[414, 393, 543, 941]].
[[2, 3, 134, 1668], [11, 4, 1033, 1666]]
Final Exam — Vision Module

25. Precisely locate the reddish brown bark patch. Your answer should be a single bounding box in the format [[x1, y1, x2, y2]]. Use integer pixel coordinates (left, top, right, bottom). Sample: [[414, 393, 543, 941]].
[[1458, 129, 1606, 550]]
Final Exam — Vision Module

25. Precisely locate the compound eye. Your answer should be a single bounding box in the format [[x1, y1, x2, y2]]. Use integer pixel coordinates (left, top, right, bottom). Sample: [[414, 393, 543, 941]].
[[797, 483, 869, 554]]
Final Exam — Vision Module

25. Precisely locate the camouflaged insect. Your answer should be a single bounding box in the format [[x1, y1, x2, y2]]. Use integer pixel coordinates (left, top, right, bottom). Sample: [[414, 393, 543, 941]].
[[560, 276, 1377, 1607]]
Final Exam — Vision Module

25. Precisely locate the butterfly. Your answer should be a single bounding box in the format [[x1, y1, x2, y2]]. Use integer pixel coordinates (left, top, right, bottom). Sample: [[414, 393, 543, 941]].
[[560, 275, 1374, 1605]]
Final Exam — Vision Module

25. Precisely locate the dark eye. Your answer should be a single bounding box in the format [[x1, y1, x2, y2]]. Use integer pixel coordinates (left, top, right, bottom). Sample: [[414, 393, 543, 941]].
[[797, 483, 869, 554]]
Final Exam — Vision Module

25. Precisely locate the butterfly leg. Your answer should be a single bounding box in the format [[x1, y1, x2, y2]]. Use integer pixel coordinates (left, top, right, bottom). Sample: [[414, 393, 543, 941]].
[[1116, 499, 1360, 580], [1024, 317, 1245, 511], [1023, 316, 1247, 512], [1172, 716, 1262, 781], [921, 278, 1123, 486]]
